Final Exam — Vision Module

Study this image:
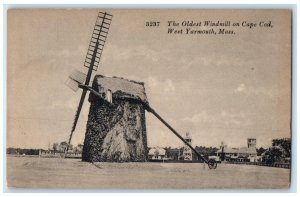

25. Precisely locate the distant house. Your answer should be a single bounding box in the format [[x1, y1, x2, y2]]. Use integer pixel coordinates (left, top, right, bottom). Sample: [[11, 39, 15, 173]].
[[215, 138, 258, 162], [148, 147, 167, 160], [216, 146, 257, 162], [165, 148, 182, 160]]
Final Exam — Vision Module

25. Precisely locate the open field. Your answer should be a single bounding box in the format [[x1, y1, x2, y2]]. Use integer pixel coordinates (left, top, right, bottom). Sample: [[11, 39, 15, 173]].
[[6, 156, 290, 189]]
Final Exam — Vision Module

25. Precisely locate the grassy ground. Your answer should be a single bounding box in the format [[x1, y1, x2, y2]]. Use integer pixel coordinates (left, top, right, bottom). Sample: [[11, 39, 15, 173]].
[[6, 156, 290, 189]]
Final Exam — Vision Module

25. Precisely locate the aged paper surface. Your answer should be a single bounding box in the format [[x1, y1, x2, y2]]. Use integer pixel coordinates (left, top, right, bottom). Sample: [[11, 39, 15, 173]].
[[7, 9, 291, 189]]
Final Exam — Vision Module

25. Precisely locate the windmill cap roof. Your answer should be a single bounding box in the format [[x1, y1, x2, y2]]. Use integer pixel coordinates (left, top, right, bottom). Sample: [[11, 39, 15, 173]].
[[92, 75, 148, 104]]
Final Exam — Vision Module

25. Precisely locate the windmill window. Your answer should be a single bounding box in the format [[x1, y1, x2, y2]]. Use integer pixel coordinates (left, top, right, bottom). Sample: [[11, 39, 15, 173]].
[[106, 89, 112, 103]]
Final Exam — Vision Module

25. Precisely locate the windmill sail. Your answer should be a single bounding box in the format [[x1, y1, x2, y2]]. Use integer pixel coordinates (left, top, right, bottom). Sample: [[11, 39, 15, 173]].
[[65, 12, 112, 153], [65, 69, 87, 92], [84, 12, 112, 72]]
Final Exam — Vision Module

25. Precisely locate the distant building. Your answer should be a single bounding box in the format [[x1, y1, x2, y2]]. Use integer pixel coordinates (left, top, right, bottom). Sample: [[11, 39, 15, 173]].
[[247, 138, 256, 148], [148, 147, 166, 160], [165, 148, 182, 160], [215, 138, 257, 162], [182, 132, 193, 160]]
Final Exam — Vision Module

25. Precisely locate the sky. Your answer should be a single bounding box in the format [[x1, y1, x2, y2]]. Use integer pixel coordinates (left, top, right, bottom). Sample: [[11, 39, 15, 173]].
[[7, 9, 291, 149]]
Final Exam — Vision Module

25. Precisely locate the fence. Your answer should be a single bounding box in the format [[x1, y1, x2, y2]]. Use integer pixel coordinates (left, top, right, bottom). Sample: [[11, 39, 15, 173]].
[[226, 161, 290, 169]]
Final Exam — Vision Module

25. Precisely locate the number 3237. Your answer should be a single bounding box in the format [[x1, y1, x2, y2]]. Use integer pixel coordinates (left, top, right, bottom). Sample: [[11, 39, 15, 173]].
[[146, 21, 160, 27]]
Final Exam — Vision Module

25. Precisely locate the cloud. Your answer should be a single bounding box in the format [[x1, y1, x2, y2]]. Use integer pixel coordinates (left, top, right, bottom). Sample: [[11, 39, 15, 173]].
[[46, 45, 84, 58], [104, 44, 161, 63], [234, 83, 246, 93], [233, 83, 279, 98], [183, 111, 216, 124], [147, 76, 159, 88], [58, 49, 71, 58], [164, 79, 175, 93], [146, 77, 176, 94], [45, 96, 79, 110], [183, 110, 251, 128]]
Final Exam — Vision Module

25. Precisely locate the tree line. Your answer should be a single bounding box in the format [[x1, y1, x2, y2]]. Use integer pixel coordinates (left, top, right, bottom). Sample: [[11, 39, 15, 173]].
[[7, 138, 291, 162], [7, 141, 84, 155], [51, 141, 83, 154]]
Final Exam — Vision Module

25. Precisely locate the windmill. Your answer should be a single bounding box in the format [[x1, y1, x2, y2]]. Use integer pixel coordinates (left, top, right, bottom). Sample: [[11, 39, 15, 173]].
[[65, 11, 217, 169], [65, 11, 113, 154]]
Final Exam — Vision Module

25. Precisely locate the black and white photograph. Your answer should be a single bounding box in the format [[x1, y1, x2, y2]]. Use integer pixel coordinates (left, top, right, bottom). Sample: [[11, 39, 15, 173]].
[[6, 8, 292, 189]]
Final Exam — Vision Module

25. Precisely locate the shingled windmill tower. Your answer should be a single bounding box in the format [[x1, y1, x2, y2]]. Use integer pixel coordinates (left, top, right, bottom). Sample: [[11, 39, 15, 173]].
[[82, 76, 148, 162]]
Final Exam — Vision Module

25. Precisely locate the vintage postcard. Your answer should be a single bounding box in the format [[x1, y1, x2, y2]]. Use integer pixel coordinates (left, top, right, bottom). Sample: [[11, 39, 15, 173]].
[[6, 9, 292, 189]]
